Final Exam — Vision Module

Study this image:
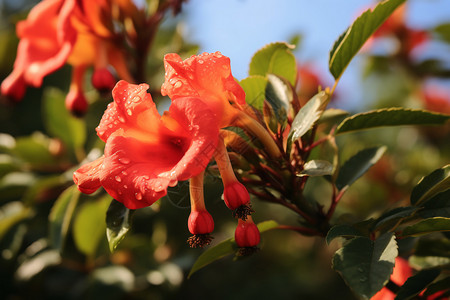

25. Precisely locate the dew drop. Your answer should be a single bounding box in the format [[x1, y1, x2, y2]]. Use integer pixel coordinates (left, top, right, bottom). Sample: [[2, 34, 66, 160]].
[[124, 185, 128, 189], [132, 96, 141, 103], [115, 176, 122, 182], [118, 190, 123, 195], [118, 116, 125, 123], [135, 192, 142, 200], [174, 81, 182, 88], [127, 109, 132, 116], [119, 157, 130, 164], [198, 59, 204, 64], [359, 276, 367, 283], [122, 171, 128, 175]]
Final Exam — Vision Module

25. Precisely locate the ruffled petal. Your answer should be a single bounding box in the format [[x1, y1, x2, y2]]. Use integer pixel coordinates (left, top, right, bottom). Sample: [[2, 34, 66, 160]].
[[96, 80, 164, 142], [161, 52, 246, 126], [14, 0, 77, 87], [162, 52, 244, 104], [73, 156, 104, 194]]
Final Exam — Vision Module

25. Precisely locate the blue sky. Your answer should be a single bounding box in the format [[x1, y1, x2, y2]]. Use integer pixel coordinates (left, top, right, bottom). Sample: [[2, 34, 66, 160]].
[[180, 0, 450, 109]]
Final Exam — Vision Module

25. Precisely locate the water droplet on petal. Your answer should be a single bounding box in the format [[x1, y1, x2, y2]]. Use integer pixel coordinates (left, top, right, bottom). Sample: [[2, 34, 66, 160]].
[[122, 171, 128, 175], [198, 59, 204, 64], [135, 192, 142, 200], [118, 190, 123, 195], [124, 185, 128, 189], [127, 109, 132, 116], [119, 157, 130, 164], [115, 176, 122, 182], [118, 116, 125, 123], [174, 81, 182, 88]]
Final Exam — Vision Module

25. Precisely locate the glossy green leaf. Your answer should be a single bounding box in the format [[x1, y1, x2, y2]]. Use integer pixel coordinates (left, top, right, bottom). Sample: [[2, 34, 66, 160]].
[[329, 0, 406, 79], [249, 42, 297, 85], [240, 75, 267, 110], [411, 165, 450, 206], [401, 217, 450, 237], [409, 256, 450, 269], [336, 146, 386, 190], [326, 224, 366, 245], [289, 91, 329, 142], [298, 160, 334, 177], [188, 220, 279, 278], [49, 186, 80, 251], [395, 268, 440, 300], [14, 134, 57, 168], [265, 74, 291, 129], [332, 233, 398, 299], [73, 194, 111, 257], [0, 202, 33, 241], [42, 88, 86, 152], [419, 190, 450, 219], [106, 199, 135, 252], [374, 207, 418, 231], [336, 108, 450, 135], [414, 238, 450, 258]]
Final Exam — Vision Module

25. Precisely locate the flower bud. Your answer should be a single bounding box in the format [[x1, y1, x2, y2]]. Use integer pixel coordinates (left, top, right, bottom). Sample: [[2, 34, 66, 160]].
[[188, 210, 214, 235], [91, 67, 116, 92], [65, 88, 88, 117], [223, 181, 253, 220], [1, 72, 26, 102], [234, 217, 260, 256]]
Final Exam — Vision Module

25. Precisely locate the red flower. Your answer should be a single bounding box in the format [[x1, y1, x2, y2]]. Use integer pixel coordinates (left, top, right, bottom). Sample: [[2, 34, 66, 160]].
[[161, 52, 246, 126], [1, 0, 77, 98], [73, 80, 219, 209], [1, 0, 131, 114]]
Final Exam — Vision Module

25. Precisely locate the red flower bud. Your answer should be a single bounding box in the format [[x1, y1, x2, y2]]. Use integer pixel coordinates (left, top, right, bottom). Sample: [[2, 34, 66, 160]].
[[234, 218, 260, 248], [65, 88, 88, 117], [188, 210, 214, 235], [91, 67, 116, 92], [223, 181, 250, 210], [1, 72, 26, 102]]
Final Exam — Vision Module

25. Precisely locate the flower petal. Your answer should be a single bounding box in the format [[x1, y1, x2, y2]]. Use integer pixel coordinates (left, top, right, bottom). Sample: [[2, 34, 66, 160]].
[[96, 80, 164, 142], [73, 156, 104, 194], [14, 0, 77, 87]]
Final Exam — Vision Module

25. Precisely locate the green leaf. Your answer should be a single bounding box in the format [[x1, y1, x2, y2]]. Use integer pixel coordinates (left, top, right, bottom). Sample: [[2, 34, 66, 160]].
[[374, 207, 418, 231], [336, 108, 450, 135], [14, 134, 58, 168], [42, 88, 86, 153], [318, 108, 349, 125], [329, 0, 406, 79], [73, 194, 111, 257], [414, 238, 450, 258], [240, 75, 268, 110], [424, 276, 450, 297], [419, 190, 450, 219], [336, 146, 386, 191], [401, 217, 450, 237], [106, 199, 135, 252], [332, 233, 398, 299], [298, 160, 334, 177], [326, 224, 366, 245], [265, 74, 291, 128], [411, 165, 450, 206], [434, 23, 450, 44], [0, 202, 33, 241], [395, 268, 441, 300], [188, 220, 279, 278], [49, 186, 80, 251], [289, 91, 329, 142], [249, 42, 297, 85], [409, 256, 450, 269]]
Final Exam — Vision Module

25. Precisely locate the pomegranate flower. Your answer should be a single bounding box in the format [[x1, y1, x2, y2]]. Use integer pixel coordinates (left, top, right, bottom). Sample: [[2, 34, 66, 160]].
[[161, 52, 246, 127], [1, 0, 131, 114], [73, 80, 219, 209]]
